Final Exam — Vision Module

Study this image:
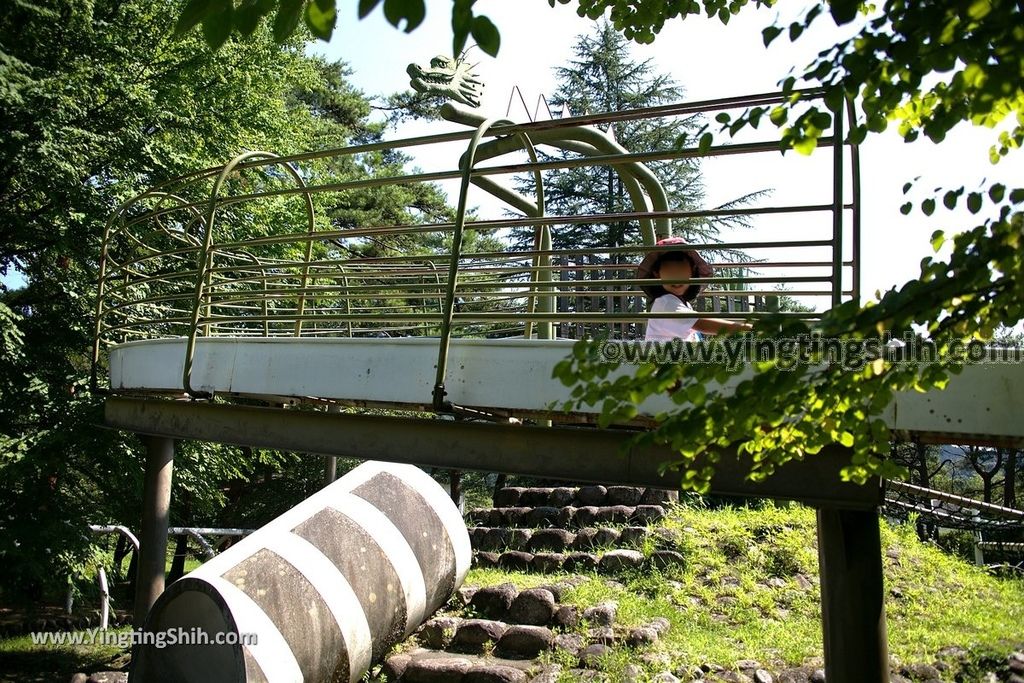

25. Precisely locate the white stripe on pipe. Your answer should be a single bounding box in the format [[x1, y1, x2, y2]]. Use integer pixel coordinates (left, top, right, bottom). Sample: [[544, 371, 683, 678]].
[[326, 491, 427, 635], [261, 531, 373, 682], [201, 575, 302, 683], [337, 462, 472, 587]]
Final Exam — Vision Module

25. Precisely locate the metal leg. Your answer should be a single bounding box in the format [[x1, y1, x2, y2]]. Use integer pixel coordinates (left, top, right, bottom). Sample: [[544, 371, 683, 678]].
[[816, 507, 890, 683], [133, 435, 174, 627]]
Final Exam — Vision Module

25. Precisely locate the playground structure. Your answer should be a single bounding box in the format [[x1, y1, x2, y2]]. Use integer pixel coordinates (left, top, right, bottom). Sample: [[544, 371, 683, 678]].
[[91, 86, 1024, 683]]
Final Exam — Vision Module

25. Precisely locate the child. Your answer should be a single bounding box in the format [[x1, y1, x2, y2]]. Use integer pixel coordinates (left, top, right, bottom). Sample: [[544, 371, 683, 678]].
[[637, 236, 752, 341]]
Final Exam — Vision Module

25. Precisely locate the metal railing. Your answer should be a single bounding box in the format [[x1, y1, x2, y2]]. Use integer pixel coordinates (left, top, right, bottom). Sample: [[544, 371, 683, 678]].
[[91, 90, 861, 409]]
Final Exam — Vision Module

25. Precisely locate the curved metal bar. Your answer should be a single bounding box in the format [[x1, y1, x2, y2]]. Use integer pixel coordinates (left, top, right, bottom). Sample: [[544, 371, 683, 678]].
[[433, 117, 516, 411], [183, 151, 315, 395]]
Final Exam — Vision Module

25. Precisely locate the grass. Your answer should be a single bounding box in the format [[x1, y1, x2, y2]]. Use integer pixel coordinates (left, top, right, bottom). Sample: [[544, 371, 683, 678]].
[[0, 628, 130, 683], [462, 500, 1024, 679]]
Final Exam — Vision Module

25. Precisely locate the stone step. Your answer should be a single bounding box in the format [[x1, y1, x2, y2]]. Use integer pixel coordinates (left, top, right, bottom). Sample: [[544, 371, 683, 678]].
[[493, 485, 678, 509], [468, 525, 679, 554], [385, 609, 673, 681], [473, 548, 685, 575], [466, 504, 668, 529]]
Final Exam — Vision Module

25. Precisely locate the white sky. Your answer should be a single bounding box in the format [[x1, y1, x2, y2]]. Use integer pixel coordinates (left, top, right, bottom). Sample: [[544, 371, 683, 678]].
[[312, 0, 1023, 316]]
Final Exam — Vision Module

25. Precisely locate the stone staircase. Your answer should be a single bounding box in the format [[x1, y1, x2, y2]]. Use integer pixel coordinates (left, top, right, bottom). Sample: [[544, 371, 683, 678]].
[[381, 581, 673, 682], [466, 485, 684, 575]]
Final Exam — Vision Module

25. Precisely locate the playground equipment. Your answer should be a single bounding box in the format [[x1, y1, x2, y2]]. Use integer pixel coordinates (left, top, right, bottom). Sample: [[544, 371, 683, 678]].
[[131, 461, 470, 683], [91, 78, 1024, 683]]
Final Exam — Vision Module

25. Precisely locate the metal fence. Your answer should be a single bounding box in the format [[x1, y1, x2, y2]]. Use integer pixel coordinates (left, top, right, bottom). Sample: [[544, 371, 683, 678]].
[[91, 89, 861, 398]]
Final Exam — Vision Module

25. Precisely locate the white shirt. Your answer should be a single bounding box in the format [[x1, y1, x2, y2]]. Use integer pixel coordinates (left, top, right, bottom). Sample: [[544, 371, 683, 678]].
[[644, 293, 698, 341]]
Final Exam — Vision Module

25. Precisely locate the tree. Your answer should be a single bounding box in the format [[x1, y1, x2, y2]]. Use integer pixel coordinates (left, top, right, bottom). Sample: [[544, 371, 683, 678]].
[[0, 0, 462, 599]]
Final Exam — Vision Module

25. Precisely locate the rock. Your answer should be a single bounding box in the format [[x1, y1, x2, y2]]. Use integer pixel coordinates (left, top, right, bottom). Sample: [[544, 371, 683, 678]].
[[574, 506, 601, 527], [653, 673, 682, 683], [606, 486, 643, 506], [526, 507, 562, 527], [753, 670, 774, 683], [471, 583, 517, 620], [482, 528, 513, 552], [633, 504, 668, 524], [502, 507, 532, 526], [627, 626, 659, 647], [575, 485, 607, 506], [810, 668, 826, 683], [674, 664, 706, 680], [556, 506, 577, 527], [653, 527, 682, 549], [641, 488, 680, 505], [494, 487, 526, 507], [531, 553, 565, 573], [766, 577, 787, 589], [535, 582, 568, 600], [457, 586, 478, 606], [592, 527, 621, 547], [735, 660, 761, 671], [775, 668, 813, 683], [470, 527, 490, 546], [520, 488, 555, 507], [649, 617, 671, 635], [901, 663, 942, 680], [713, 673, 752, 683], [508, 529, 533, 550], [553, 604, 580, 628], [599, 548, 645, 573], [69, 676, 89, 683], [499, 551, 535, 572], [468, 508, 493, 524], [650, 550, 686, 569], [623, 663, 645, 681], [618, 526, 650, 547], [527, 529, 575, 553], [553, 633, 585, 655], [582, 602, 617, 626], [475, 551, 500, 569], [497, 625, 554, 658], [453, 619, 508, 650], [509, 588, 557, 626], [578, 643, 612, 668], [565, 669, 604, 681], [594, 505, 635, 524], [549, 487, 576, 507], [572, 528, 600, 549], [587, 626, 616, 646], [420, 616, 461, 648], [381, 654, 411, 681], [86, 674, 127, 683], [465, 665, 529, 683], [562, 553, 598, 572], [403, 657, 473, 683], [794, 574, 814, 591]]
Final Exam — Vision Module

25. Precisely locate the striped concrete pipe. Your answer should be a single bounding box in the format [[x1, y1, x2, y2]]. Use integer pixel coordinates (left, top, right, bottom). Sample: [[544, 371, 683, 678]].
[[130, 461, 471, 682]]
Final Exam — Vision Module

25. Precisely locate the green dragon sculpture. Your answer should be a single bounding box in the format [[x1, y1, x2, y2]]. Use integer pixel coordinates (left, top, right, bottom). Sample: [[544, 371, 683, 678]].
[[407, 55, 484, 108]]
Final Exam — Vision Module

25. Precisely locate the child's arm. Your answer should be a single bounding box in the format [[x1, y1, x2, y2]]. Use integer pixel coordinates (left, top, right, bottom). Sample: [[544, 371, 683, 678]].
[[693, 317, 753, 335]]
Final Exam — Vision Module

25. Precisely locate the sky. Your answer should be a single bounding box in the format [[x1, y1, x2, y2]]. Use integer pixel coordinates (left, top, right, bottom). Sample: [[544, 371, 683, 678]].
[[309, 0, 1023, 316]]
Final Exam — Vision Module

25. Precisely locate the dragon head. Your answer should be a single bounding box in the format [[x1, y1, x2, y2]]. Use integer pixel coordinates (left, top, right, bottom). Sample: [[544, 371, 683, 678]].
[[407, 55, 484, 108]]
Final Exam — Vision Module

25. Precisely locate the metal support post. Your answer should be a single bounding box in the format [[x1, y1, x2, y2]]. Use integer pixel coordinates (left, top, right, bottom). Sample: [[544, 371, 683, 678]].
[[133, 435, 174, 628]]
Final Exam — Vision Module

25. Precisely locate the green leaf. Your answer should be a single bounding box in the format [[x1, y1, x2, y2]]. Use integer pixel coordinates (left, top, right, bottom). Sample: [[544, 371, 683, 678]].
[[383, 0, 426, 32], [930, 230, 944, 252], [273, 0, 304, 42], [304, 0, 337, 40], [942, 189, 958, 209], [988, 183, 1005, 202], [966, 191, 982, 214], [358, 0, 383, 18], [899, 202, 912, 215], [234, 0, 275, 36], [175, 0, 216, 36], [698, 132, 713, 154], [921, 198, 935, 216], [470, 14, 500, 56], [201, 0, 234, 50], [762, 25, 782, 47]]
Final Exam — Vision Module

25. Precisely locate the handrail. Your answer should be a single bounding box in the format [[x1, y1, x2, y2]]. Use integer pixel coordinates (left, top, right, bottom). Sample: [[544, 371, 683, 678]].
[[91, 90, 860, 403]]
